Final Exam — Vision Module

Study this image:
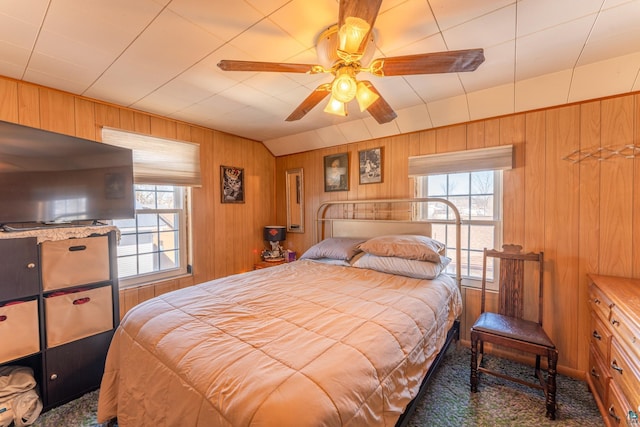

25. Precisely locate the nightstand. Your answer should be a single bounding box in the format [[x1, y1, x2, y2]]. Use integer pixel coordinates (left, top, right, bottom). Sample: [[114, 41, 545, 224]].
[[254, 259, 286, 270]]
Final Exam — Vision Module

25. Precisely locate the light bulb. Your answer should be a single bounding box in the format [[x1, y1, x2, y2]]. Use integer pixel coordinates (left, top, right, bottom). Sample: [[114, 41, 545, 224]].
[[356, 81, 379, 112], [324, 95, 347, 116], [338, 17, 370, 54], [331, 67, 357, 103]]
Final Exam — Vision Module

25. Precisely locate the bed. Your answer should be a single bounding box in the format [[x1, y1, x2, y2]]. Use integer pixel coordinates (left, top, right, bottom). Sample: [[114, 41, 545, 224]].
[[97, 198, 462, 427]]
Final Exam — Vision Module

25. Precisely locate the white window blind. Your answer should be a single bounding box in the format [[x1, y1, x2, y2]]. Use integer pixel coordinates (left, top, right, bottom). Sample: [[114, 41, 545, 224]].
[[101, 127, 201, 187], [409, 145, 513, 177]]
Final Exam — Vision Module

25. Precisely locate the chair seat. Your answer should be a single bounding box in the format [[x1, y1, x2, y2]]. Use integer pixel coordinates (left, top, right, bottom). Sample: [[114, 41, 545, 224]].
[[472, 312, 555, 348]]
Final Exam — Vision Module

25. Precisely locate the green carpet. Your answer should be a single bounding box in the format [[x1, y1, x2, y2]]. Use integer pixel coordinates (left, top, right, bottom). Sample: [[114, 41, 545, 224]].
[[31, 344, 603, 426]]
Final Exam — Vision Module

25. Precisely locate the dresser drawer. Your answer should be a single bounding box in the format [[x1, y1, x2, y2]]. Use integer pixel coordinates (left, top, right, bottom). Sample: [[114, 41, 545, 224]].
[[609, 339, 640, 412], [41, 236, 110, 291], [588, 343, 610, 405], [590, 283, 614, 323], [607, 381, 635, 426], [45, 286, 113, 348], [0, 300, 40, 363], [591, 312, 612, 362], [610, 305, 640, 361]]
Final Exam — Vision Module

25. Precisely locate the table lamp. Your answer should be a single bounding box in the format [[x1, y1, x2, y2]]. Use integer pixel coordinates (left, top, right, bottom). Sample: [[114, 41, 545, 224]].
[[262, 226, 286, 261]]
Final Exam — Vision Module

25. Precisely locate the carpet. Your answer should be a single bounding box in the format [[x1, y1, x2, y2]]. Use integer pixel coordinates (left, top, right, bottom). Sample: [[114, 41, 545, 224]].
[[31, 344, 604, 426]]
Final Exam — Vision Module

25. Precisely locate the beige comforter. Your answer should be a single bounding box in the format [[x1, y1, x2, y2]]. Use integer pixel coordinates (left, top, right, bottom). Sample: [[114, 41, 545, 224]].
[[97, 260, 462, 427]]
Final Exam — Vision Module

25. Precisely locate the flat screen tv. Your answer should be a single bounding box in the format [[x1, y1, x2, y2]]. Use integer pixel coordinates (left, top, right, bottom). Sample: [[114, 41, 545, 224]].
[[0, 120, 134, 226]]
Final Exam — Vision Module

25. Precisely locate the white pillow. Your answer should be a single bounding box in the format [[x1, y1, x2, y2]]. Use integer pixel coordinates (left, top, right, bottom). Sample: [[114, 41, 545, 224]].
[[359, 235, 445, 263], [353, 253, 451, 280]]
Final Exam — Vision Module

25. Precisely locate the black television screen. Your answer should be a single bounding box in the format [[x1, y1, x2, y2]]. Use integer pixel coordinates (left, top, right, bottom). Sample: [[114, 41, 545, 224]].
[[0, 120, 134, 225]]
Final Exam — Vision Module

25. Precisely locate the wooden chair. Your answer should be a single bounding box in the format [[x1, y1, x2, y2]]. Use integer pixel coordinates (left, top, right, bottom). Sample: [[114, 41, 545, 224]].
[[470, 244, 558, 420]]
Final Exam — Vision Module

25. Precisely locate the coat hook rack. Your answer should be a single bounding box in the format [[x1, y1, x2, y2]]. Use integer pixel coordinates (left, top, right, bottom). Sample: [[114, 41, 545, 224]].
[[562, 144, 640, 163]]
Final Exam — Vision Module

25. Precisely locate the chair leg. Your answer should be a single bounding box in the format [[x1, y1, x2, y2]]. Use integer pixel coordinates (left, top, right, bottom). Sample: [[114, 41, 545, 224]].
[[470, 332, 479, 392], [535, 354, 541, 377], [545, 348, 558, 420]]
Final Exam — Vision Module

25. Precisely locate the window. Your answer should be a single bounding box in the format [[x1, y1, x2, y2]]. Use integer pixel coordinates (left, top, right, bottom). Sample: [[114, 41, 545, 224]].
[[101, 127, 200, 288], [415, 170, 503, 285], [112, 185, 189, 287]]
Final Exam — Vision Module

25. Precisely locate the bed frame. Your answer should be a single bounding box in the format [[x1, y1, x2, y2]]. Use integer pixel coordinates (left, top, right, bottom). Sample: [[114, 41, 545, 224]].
[[315, 198, 462, 427]]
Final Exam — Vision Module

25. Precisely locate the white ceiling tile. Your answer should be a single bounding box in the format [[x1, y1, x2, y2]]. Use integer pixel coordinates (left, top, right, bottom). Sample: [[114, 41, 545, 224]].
[[373, 0, 439, 54], [568, 52, 640, 103], [0, 0, 49, 24], [228, 18, 307, 62], [427, 94, 470, 127], [515, 17, 594, 81], [442, 4, 516, 50], [168, 0, 263, 41], [382, 32, 447, 57], [578, 1, 640, 65], [363, 116, 401, 139], [428, 0, 515, 31], [403, 73, 464, 103], [514, 70, 572, 112], [316, 125, 348, 146], [459, 41, 515, 91], [395, 104, 433, 134], [516, 0, 602, 37], [367, 75, 424, 108], [268, 0, 338, 48], [467, 83, 514, 121], [337, 120, 372, 143], [244, 0, 293, 16]]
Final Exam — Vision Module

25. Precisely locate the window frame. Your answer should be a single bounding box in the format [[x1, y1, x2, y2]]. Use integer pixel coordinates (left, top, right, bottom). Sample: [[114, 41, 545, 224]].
[[113, 185, 191, 289], [415, 170, 503, 289]]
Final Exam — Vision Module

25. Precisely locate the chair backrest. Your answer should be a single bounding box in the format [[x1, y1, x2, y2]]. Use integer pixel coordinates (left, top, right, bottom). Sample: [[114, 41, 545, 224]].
[[481, 244, 544, 324]]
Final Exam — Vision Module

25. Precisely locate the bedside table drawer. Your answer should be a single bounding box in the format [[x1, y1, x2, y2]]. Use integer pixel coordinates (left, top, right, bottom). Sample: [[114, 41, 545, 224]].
[[590, 283, 613, 324], [588, 343, 609, 404], [609, 339, 640, 412]]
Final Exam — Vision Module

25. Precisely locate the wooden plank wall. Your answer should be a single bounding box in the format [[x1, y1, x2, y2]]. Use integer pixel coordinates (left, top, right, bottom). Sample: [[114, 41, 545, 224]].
[[0, 76, 277, 317], [275, 92, 640, 377]]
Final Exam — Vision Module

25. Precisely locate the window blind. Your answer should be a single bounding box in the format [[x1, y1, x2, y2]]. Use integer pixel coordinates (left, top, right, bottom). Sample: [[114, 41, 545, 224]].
[[101, 127, 201, 187], [408, 145, 513, 176]]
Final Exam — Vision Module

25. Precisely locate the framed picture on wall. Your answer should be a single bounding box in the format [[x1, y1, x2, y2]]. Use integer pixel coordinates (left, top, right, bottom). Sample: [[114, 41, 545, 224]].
[[324, 153, 349, 192], [220, 165, 244, 203], [358, 147, 383, 184]]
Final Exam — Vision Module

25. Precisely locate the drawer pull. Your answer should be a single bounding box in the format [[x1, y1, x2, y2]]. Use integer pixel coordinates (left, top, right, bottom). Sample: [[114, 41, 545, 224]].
[[0, 315, 6, 322], [50, 373, 58, 381], [608, 405, 620, 423], [68, 245, 87, 252], [594, 298, 601, 305], [590, 368, 599, 379], [611, 360, 623, 374], [611, 319, 620, 327], [26, 262, 35, 269], [73, 297, 91, 305], [592, 330, 602, 340]]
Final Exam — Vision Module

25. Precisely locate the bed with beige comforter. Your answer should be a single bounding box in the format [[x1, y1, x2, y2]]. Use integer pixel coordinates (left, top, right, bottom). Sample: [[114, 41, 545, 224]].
[[97, 259, 461, 426]]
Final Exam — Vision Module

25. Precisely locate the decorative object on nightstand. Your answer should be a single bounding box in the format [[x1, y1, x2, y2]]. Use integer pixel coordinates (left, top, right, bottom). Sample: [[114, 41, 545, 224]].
[[262, 226, 286, 262]]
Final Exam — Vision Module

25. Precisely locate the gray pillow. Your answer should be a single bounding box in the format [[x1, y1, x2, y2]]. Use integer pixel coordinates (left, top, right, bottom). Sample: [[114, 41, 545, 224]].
[[300, 237, 366, 261]]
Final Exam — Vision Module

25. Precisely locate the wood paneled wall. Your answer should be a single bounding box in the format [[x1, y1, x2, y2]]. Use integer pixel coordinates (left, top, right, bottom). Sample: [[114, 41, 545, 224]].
[[0, 76, 276, 317], [275, 92, 640, 377]]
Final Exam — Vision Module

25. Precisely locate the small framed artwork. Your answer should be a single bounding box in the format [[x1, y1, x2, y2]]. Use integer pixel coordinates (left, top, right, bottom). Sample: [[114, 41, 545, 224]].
[[220, 165, 245, 203], [358, 147, 383, 184], [324, 153, 349, 192]]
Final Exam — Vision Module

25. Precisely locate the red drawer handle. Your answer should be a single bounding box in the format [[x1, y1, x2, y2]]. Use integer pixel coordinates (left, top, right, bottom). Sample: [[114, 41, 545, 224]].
[[73, 297, 91, 305], [0, 315, 6, 322], [69, 245, 87, 252]]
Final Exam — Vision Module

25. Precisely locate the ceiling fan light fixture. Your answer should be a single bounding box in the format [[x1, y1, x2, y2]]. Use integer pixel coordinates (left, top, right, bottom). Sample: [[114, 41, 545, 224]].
[[324, 95, 347, 117], [331, 67, 357, 103], [338, 17, 370, 55], [355, 81, 379, 112]]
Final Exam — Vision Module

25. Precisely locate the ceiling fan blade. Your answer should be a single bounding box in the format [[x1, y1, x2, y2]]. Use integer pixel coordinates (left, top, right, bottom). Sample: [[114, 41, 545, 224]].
[[360, 81, 397, 124], [285, 84, 332, 122], [369, 48, 485, 76], [338, 0, 383, 54], [217, 60, 322, 74]]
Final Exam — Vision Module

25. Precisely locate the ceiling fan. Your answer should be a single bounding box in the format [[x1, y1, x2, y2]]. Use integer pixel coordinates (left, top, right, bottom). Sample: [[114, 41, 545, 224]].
[[217, 0, 484, 124]]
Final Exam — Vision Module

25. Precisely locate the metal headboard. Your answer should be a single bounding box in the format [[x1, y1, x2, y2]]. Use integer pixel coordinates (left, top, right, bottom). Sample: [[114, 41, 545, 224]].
[[315, 198, 462, 290]]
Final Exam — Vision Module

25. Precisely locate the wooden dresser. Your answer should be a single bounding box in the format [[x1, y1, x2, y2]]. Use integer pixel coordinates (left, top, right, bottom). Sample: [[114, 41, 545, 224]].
[[587, 275, 640, 426]]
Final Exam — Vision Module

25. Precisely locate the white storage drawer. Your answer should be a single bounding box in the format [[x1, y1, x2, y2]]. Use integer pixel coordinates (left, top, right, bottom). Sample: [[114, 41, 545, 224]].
[[0, 300, 40, 363], [45, 286, 113, 348], [41, 236, 110, 291]]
